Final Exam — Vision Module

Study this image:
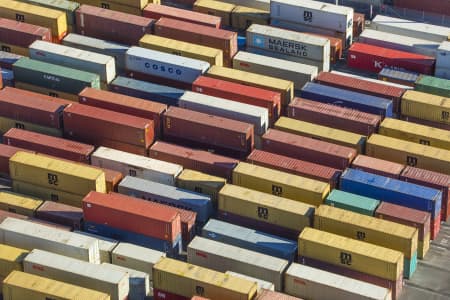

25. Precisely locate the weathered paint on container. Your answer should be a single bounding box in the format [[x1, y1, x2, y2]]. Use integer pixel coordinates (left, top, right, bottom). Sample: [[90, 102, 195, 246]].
[[325, 190, 380, 216], [0, 18, 51, 48], [401, 90, 450, 125], [193, 0, 235, 27], [35, 201, 83, 230], [231, 6, 269, 31], [415, 75, 450, 97], [351, 154, 404, 179], [0, 191, 43, 217], [176, 169, 226, 206], [0, 244, 29, 278]]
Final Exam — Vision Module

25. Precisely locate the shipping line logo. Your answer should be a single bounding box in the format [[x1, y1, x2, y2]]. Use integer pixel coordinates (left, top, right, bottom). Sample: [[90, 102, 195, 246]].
[[253, 35, 309, 57], [144, 62, 182, 76]]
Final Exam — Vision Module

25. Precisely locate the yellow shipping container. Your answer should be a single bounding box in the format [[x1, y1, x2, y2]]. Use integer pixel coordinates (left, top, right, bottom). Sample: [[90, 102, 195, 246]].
[[299, 228, 404, 281], [314, 205, 418, 259], [76, 0, 143, 15], [232, 162, 330, 206], [0, 115, 63, 137], [77, 0, 150, 9], [9, 152, 106, 196], [206, 65, 294, 107], [379, 118, 450, 150], [2, 271, 110, 300], [139, 35, 223, 67], [153, 257, 257, 300], [367, 134, 450, 175], [176, 169, 226, 208], [0, 0, 67, 42], [14, 81, 79, 102], [0, 244, 29, 278], [401, 90, 450, 125], [418, 232, 430, 259], [194, 0, 235, 27], [231, 6, 269, 31], [0, 191, 43, 217], [0, 43, 28, 56], [275, 117, 367, 154], [218, 184, 314, 232]]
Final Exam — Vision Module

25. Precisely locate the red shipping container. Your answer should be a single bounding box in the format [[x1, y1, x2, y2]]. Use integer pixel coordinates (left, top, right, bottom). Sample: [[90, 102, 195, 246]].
[[36, 201, 84, 230], [97, 138, 150, 156], [78, 87, 167, 138], [63, 103, 154, 149], [192, 76, 281, 126], [351, 155, 404, 179], [287, 98, 381, 136], [256, 289, 302, 300], [153, 289, 190, 300], [75, 5, 155, 45], [261, 129, 357, 170], [143, 4, 221, 28], [0, 87, 67, 129], [247, 149, 341, 189], [0, 144, 33, 177], [154, 17, 237, 67], [401, 115, 450, 131], [400, 166, 450, 222], [315, 72, 405, 114], [353, 13, 365, 38], [431, 217, 440, 241], [163, 106, 254, 159], [0, 18, 51, 48], [101, 168, 123, 193], [347, 42, 435, 75], [393, 0, 450, 16], [82, 191, 182, 242], [3, 128, 95, 164], [149, 141, 238, 182]]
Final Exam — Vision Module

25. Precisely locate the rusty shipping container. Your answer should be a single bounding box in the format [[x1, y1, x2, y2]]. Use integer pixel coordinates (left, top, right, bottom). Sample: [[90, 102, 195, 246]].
[[351, 155, 404, 179], [36, 201, 83, 230]]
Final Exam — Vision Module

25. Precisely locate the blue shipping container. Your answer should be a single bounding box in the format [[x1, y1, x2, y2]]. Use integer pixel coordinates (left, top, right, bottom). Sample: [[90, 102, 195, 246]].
[[300, 82, 393, 117], [378, 67, 420, 85], [340, 168, 442, 219]]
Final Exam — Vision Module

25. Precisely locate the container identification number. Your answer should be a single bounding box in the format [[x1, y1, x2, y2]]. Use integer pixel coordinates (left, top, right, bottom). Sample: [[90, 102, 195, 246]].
[[48, 173, 59, 186], [340, 252, 352, 265]]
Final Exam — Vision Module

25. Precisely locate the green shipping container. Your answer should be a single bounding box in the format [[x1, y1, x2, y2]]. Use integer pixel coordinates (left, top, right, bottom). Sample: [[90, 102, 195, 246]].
[[12, 58, 100, 95], [414, 75, 450, 97], [325, 189, 380, 216], [19, 0, 79, 27]]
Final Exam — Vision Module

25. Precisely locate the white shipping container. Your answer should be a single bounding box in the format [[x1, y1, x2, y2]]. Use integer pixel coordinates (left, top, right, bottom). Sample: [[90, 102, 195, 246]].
[[179, 91, 268, 135], [285, 263, 392, 300], [29, 40, 116, 83], [232, 51, 317, 90], [74, 230, 119, 263], [437, 41, 450, 69], [371, 15, 450, 43], [91, 146, 183, 186], [219, 0, 269, 10], [0, 218, 100, 264], [187, 236, 289, 291], [112, 242, 166, 280], [24, 249, 129, 300], [330, 70, 413, 90], [225, 271, 275, 292], [270, 0, 353, 46], [102, 263, 151, 300], [126, 46, 210, 84], [358, 29, 440, 58]]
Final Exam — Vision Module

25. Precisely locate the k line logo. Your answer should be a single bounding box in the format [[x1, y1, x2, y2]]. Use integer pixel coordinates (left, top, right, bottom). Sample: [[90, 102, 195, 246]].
[[374, 60, 385, 69]]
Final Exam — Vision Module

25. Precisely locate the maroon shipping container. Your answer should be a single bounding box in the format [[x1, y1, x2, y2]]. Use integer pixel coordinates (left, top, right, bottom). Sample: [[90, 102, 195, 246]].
[[192, 76, 281, 126], [154, 17, 237, 67], [315, 72, 405, 114], [0, 18, 51, 48], [143, 4, 221, 28], [35, 201, 83, 230], [0, 87, 67, 129], [247, 149, 341, 189], [400, 166, 450, 222], [153, 289, 190, 300], [261, 129, 357, 170], [287, 98, 381, 136], [353, 13, 365, 38], [0, 144, 33, 177], [401, 115, 450, 131], [0, 210, 28, 223], [3, 128, 95, 164], [63, 103, 154, 149], [431, 217, 440, 241], [78, 87, 167, 138], [351, 155, 404, 179], [82, 191, 182, 242], [149, 141, 238, 182], [75, 5, 154, 45], [163, 106, 254, 159], [347, 43, 435, 74], [256, 289, 302, 300], [393, 0, 450, 16], [375, 202, 430, 241], [102, 168, 123, 193]]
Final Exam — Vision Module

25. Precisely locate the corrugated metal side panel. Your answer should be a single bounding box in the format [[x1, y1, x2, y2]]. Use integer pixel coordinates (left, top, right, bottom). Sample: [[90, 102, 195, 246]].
[[415, 75, 450, 97], [351, 154, 404, 179], [401, 90, 450, 125], [325, 190, 380, 216], [0, 191, 43, 217], [0, 244, 29, 278]]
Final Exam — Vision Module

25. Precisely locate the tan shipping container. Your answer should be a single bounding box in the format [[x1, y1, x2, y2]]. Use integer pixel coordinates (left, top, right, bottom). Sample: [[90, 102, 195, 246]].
[[231, 6, 269, 30], [401, 90, 450, 125], [194, 0, 235, 27], [0, 244, 29, 278], [0, 115, 63, 137], [0, 191, 43, 217]]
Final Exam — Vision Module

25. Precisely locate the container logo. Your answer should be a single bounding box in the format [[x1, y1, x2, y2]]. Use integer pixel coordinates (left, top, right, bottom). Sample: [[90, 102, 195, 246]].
[[253, 35, 265, 48], [303, 11, 313, 22], [272, 184, 282, 196], [268, 39, 309, 57], [43, 74, 61, 83], [356, 231, 366, 240], [48, 173, 59, 186], [15, 14, 25, 22], [195, 286, 205, 296], [340, 252, 352, 265], [144, 63, 182, 76], [419, 139, 431, 146], [442, 111, 449, 121], [257, 206, 269, 219], [374, 60, 385, 69], [1, 45, 10, 52], [406, 156, 418, 167]]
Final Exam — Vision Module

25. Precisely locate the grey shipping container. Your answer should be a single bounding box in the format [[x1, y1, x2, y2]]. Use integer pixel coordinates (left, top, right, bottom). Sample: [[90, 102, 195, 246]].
[[102, 263, 150, 300], [74, 230, 119, 264]]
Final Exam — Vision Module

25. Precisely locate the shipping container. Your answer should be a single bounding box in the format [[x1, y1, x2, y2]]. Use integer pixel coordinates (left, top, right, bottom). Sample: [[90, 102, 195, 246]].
[[3, 271, 110, 300], [353, 12, 364, 37], [225, 271, 274, 292], [0, 210, 28, 223], [102, 262, 150, 299], [371, 15, 450, 43], [149, 141, 238, 183], [193, 0, 235, 27], [0, 18, 51, 48], [19, 0, 79, 30], [176, 169, 226, 205], [300, 82, 393, 118], [24, 249, 129, 300], [331, 70, 413, 90], [351, 154, 404, 179], [163, 106, 254, 159], [3, 128, 95, 164], [79, 0, 151, 10], [0, 144, 33, 178], [100, 168, 123, 193], [436, 41, 450, 71], [0, 244, 28, 277], [35, 201, 83, 230], [377, 68, 419, 87], [298, 32, 342, 64], [118, 176, 212, 224], [285, 263, 391, 300], [401, 90, 450, 125], [0, 217, 100, 263], [216, 0, 269, 10], [325, 190, 380, 216], [13, 81, 80, 102], [256, 289, 301, 300], [366, 134, 450, 175], [218, 184, 315, 240], [201, 219, 297, 262], [9, 151, 106, 195], [231, 6, 269, 31], [0, 0, 67, 42], [187, 236, 288, 291], [0, 51, 22, 69], [262, 129, 357, 170], [154, 17, 237, 67], [75, 5, 154, 45], [415, 75, 450, 97], [0, 191, 42, 217], [75, 0, 143, 15], [0, 115, 63, 137], [74, 231, 119, 263], [91, 146, 182, 186], [1, 68, 13, 87]]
